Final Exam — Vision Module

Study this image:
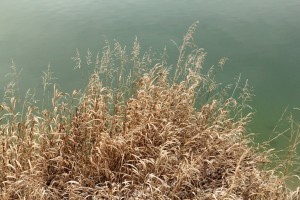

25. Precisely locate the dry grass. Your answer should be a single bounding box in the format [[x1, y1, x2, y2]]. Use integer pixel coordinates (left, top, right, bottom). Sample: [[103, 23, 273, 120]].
[[0, 23, 299, 199]]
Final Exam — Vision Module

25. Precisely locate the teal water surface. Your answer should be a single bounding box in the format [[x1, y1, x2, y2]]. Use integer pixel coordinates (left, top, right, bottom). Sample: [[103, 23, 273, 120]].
[[1, 0, 300, 152]]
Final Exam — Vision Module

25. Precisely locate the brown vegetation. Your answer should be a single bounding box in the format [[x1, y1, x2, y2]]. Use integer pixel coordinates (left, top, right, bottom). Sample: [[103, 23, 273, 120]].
[[0, 23, 299, 199]]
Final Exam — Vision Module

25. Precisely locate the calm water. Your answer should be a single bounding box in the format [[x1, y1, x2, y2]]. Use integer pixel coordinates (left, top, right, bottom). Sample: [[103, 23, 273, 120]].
[[1, 1, 300, 147]]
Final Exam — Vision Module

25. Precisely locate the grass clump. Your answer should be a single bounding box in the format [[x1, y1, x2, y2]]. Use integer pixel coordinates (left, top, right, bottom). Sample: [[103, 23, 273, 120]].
[[0, 23, 299, 199]]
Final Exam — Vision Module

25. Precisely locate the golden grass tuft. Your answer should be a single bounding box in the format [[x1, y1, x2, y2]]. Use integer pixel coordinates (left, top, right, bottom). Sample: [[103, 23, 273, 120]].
[[0, 23, 299, 199]]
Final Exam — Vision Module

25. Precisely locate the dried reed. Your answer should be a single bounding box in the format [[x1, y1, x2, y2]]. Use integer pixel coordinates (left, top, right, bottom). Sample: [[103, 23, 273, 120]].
[[0, 23, 298, 199]]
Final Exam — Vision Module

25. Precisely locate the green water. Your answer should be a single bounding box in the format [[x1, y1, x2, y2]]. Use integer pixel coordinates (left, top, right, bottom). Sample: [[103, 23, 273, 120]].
[[1, 1, 300, 149]]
